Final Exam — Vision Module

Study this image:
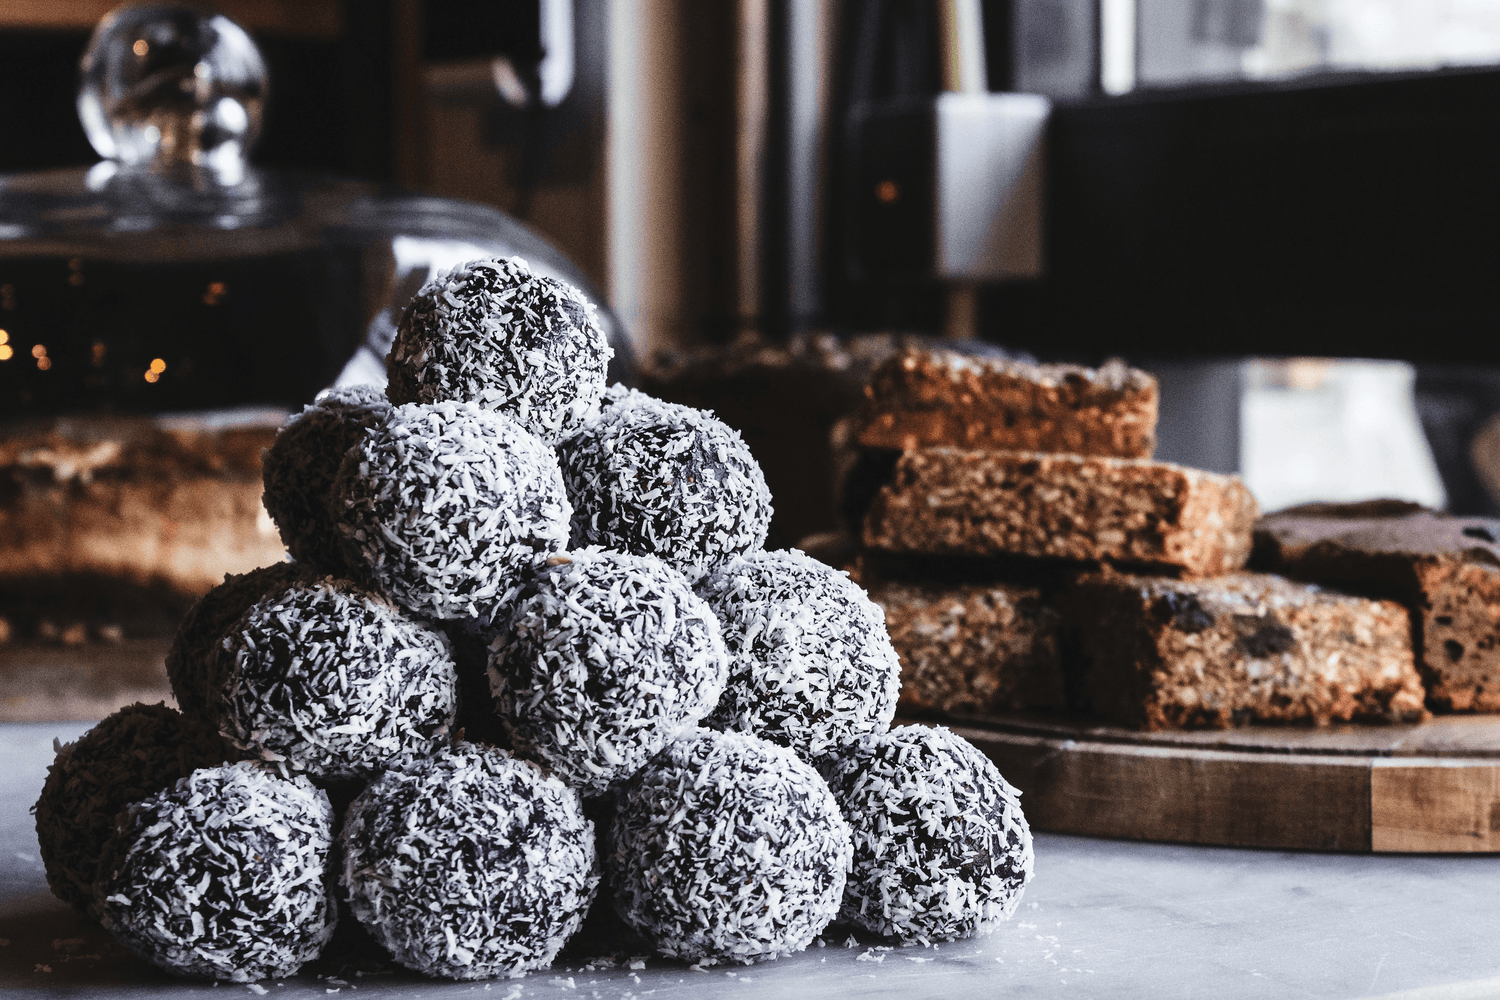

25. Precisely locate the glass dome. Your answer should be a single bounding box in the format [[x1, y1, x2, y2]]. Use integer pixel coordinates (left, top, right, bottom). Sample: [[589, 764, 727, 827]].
[[0, 3, 631, 418]]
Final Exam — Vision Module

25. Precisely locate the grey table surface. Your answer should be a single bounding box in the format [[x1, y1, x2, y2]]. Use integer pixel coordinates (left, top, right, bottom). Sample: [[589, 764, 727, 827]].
[[4, 722, 1500, 1000]]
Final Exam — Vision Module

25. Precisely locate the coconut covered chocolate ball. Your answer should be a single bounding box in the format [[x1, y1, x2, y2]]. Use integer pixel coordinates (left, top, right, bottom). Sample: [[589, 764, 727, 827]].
[[334, 400, 572, 624], [386, 256, 612, 443], [33, 703, 235, 913], [215, 577, 457, 779], [165, 562, 321, 720], [488, 547, 728, 796], [556, 391, 773, 582], [698, 549, 901, 760], [608, 728, 851, 966], [262, 384, 392, 575], [818, 725, 1033, 944], [95, 762, 337, 982], [341, 743, 598, 980]]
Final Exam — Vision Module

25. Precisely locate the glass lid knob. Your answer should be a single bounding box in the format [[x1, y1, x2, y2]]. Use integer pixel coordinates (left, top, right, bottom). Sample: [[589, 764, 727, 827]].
[[76, 4, 267, 179]]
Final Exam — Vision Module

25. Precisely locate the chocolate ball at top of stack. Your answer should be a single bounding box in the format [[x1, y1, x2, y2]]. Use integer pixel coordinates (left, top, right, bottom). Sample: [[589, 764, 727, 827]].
[[386, 255, 613, 444]]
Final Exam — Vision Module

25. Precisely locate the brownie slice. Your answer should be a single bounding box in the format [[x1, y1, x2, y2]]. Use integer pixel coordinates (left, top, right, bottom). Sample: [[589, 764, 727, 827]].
[[863, 448, 1259, 578], [852, 349, 1159, 458], [1063, 571, 1427, 731], [869, 579, 1065, 717], [1253, 501, 1500, 711]]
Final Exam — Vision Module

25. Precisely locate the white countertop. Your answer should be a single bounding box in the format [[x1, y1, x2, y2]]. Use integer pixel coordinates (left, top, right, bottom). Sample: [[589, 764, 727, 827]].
[[4, 721, 1499, 999]]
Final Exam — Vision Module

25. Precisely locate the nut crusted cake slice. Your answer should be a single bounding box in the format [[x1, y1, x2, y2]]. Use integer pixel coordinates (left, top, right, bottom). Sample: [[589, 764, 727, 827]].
[[1064, 571, 1428, 731], [1253, 501, 1500, 711], [868, 579, 1065, 716], [852, 349, 1159, 458], [863, 448, 1259, 578]]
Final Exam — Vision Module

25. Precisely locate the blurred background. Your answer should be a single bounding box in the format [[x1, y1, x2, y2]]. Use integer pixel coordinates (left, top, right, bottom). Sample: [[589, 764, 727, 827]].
[[1, 0, 1498, 715]]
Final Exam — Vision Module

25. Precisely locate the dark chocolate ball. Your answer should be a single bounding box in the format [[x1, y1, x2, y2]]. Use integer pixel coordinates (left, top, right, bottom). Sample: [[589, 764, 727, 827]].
[[697, 548, 901, 760], [341, 743, 598, 980], [333, 400, 572, 624], [386, 256, 612, 444], [818, 725, 1034, 944], [215, 577, 457, 779], [261, 384, 391, 576], [608, 728, 850, 965], [95, 762, 337, 982], [165, 562, 320, 720], [33, 703, 235, 913], [488, 547, 728, 796], [556, 390, 772, 582]]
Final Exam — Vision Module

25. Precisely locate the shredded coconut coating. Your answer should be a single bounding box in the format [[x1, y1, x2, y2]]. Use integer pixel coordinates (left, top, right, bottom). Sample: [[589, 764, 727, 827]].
[[697, 549, 901, 760], [556, 389, 773, 582], [94, 762, 337, 982], [608, 728, 852, 966], [488, 547, 729, 796], [333, 400, 573, 623], [166, 562, 322, 721], [215, 577, 458, 779], [341, 743, 598, 980], [262, 385, 392, 576], [386, 257, 612, 444], [34, 703, 235, 913], [818, 725, 1034, 944]]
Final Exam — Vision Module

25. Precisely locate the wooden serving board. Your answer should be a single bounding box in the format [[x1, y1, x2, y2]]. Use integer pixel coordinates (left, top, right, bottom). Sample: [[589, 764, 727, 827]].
[[908, 712, 1500, 854]]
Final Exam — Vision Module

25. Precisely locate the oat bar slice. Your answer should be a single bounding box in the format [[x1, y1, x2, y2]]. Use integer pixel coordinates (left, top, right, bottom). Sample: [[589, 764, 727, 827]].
[[1253, 501, 1500, 711], [1063, 571, 1427, 731], [853, 349, 1159, 458], [869, 579, 1065, 717], [862, 448, 1259, 578]]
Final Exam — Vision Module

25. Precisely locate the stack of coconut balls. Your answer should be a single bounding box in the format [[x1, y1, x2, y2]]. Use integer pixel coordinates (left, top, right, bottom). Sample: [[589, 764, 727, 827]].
[[33, 256, 1034, 983]]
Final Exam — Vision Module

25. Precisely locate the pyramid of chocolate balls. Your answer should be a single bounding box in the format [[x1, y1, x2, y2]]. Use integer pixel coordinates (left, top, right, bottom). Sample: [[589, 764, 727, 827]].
[[34, 256, 1034, 983]]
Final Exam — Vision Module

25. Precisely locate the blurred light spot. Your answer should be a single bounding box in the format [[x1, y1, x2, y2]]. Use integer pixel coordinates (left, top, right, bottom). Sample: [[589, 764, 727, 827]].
[[36, 356, 51, 371], [144, 370, 159, 383], [0, 345, 12, 361], [0, 329, 8, 345], [91, 342, 106, 367], [31, 344, 45, 359], [68, 273, 84, 287], [133, 39, 149, 57], [215, 98, 248, 134], [202, 281, 227, 306], [68, 258, 82, 271], [876, 180, 900, 204], [149, 358, 166, 374]]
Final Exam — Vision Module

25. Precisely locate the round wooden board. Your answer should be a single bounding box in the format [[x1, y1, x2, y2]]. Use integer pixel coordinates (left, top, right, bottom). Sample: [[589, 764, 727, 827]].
[[900, 712, 1500, 853]]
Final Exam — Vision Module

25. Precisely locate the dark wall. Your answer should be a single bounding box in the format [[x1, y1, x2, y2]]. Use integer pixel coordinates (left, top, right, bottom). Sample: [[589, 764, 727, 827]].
[[987, 67, 1500, 365]]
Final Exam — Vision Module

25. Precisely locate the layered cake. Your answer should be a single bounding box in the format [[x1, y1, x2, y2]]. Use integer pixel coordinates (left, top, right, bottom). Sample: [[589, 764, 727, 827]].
[[0, 414, 285, 601], [0, 413, 288, 718]]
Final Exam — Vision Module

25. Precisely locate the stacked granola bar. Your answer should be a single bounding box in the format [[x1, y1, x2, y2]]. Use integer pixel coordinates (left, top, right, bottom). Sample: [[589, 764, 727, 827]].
[[849, 348, 1429, 731]]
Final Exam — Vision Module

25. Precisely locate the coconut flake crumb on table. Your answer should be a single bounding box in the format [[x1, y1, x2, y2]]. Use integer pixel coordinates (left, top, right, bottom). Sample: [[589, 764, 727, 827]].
[[5, 723, 1500, 999]]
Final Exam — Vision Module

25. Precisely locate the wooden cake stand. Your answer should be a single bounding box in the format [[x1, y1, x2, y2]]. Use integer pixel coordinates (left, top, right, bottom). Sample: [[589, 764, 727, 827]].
[[915, 712, 1500, 853]]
